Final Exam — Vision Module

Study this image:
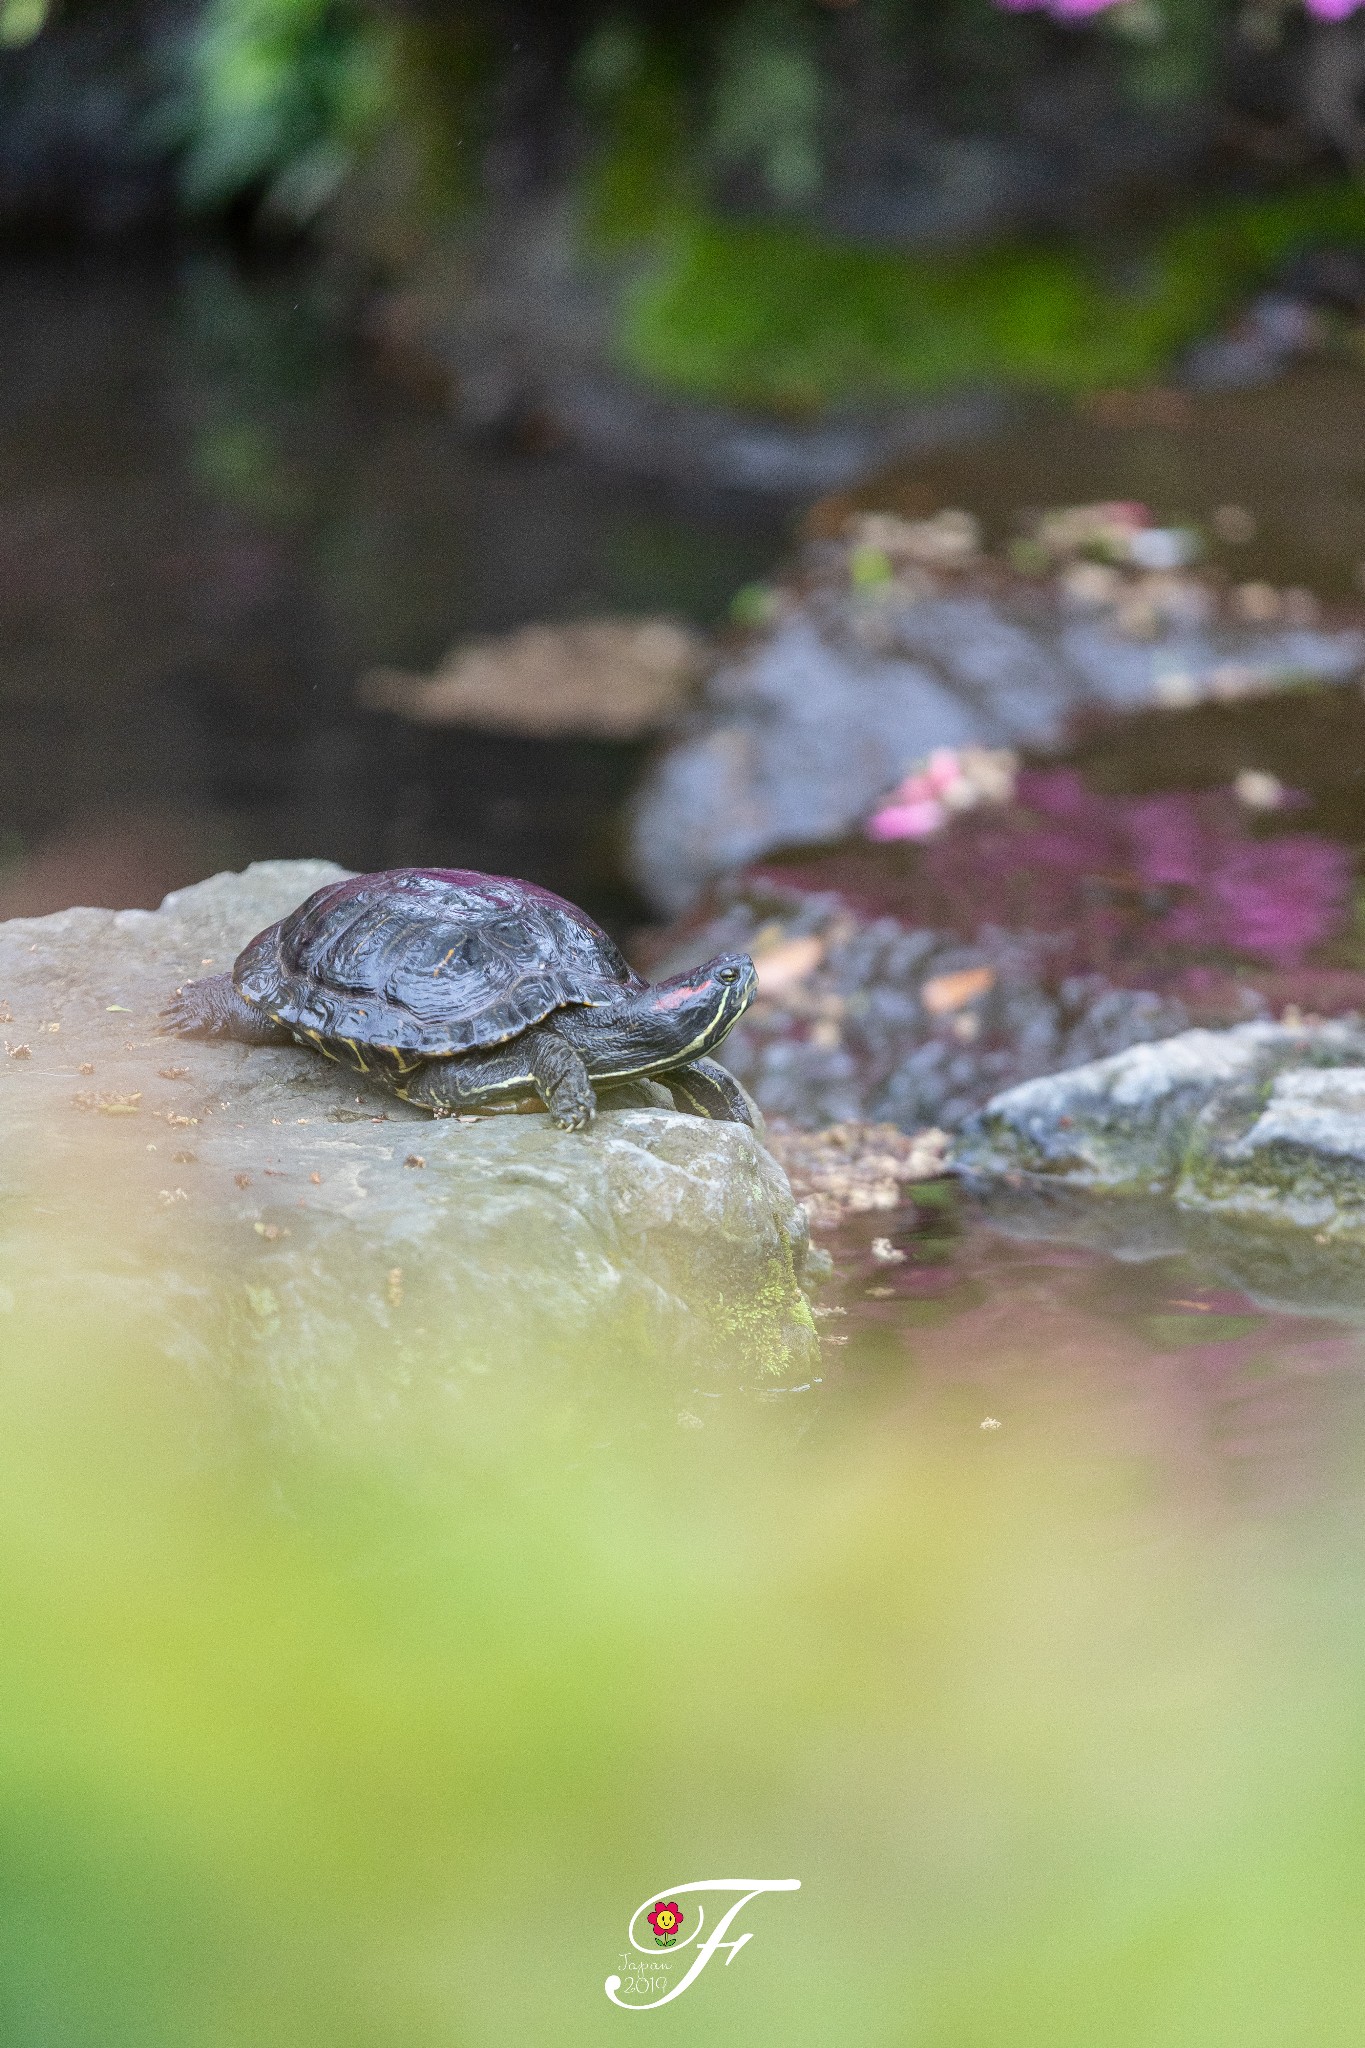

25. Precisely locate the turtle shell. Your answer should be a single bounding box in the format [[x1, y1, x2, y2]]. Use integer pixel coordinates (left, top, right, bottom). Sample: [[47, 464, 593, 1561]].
[[233, 869, 643, 1059]]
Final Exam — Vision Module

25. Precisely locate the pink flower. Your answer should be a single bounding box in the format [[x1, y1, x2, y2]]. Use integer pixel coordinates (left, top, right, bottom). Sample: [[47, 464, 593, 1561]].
[[923, 748, 965, 796], [868, 798, 946, 841]]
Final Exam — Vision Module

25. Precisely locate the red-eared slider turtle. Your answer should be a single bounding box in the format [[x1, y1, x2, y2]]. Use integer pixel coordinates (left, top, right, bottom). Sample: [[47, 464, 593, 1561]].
[[161, 868, 757, 1131]]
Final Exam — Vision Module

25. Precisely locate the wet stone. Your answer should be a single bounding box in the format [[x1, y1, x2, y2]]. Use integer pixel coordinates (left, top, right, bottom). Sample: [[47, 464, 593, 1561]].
[[957, 1018, 1365, 1231]]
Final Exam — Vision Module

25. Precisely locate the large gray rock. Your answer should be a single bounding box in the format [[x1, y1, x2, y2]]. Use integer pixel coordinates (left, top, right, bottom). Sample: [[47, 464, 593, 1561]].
[[956, 1018, 1365, 1229], [0, 862, 817, 1423], [631, 618, 985, 909], [630, 597, 1365, 914]]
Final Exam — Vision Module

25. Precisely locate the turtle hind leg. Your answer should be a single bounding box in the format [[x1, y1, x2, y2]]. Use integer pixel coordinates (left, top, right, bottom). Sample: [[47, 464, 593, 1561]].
[[665, 1057, 760, 1129], [404, 1027, 598, 1132], [160, 973, 293, 1045]]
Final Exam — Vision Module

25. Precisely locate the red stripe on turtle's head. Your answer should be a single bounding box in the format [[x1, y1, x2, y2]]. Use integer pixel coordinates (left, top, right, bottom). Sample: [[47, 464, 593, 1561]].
[[625, 952, 757, 1059]]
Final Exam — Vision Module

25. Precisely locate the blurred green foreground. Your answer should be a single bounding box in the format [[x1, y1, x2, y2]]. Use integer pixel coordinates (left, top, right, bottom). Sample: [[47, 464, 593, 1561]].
[[3, 1258, 1365, 2048]]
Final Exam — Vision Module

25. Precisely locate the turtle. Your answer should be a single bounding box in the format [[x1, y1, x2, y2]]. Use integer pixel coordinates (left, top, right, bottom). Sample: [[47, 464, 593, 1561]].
[[160, 867, 758, 1131]]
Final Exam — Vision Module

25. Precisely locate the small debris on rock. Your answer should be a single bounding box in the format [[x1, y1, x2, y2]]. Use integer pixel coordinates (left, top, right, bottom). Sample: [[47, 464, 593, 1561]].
[[922, 965, 996, 1016], [870, 1236, 907, 1264], [72, 1089, 141, 1112], [766, 1122, 950, 1231], [253, 1222, 288, 1241], [234, 1173, 251, 1189], [755, 935, 825, 994], [980, 1416, 1002, 1431], [1233, 769, 1287, 812], [404, 1154, 426, 1169], [157, 1065, 190, 1081], [77, 1062, 94, 1075], [309, 1171, 321, 1184], [386, 1267, 403, 1307], [6, 1043, 31, 1060]]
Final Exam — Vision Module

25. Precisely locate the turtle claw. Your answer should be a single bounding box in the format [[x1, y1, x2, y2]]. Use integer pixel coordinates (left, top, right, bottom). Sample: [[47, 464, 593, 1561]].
[[551, 1095, 596, 1134], [160, 984, 216, 1037]]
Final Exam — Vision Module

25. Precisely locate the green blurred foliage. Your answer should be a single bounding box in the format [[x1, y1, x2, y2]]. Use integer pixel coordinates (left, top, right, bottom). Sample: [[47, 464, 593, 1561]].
[[617, 182, 1365, 407], [3, 1275, 1365, 2044], [708, 0, 824, 207], [177, 0, 394, 221], [0, 0, 47, 51]]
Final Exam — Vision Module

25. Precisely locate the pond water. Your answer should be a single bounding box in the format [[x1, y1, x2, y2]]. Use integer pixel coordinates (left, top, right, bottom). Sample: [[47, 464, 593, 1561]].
[[0, 249, 790, 928], [6, 252, 1365, 2043]]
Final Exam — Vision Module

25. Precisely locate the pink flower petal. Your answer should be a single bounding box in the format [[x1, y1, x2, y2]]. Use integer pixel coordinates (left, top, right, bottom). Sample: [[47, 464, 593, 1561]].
[[867, 799, 946, 842], [924, 748, 963, 794]]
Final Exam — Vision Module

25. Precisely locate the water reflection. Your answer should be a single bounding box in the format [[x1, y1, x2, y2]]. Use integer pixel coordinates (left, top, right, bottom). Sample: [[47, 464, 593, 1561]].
[[0, 250, 790, 924], [816, 1191, 1365, 1520]]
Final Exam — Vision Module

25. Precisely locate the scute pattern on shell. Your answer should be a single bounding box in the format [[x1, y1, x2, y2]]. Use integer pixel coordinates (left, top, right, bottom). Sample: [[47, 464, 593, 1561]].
[[233, 869, 643, 1056]]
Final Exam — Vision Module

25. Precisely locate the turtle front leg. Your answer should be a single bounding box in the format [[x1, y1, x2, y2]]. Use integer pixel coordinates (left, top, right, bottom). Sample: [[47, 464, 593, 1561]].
[[160, 974, 294, 1045], [404, 1027, 599, 1132], [665, 1056, 759, 1128]]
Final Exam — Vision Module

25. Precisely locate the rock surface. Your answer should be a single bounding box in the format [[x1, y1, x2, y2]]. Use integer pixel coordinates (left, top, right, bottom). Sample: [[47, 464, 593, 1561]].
[[358, 616, 709, 740], [956, 1019, 1365, 1242], [0, 862, 818, 1420], [630, 577, 1365, 915]]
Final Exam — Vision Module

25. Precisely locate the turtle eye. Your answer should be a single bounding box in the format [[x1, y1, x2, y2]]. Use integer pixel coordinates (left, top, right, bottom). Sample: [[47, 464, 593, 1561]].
[[718, 966, 740, 983]]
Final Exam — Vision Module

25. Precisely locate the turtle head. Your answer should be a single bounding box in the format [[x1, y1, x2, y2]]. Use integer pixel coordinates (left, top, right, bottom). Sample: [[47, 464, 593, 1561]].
[[620, 951, 757, 1067]]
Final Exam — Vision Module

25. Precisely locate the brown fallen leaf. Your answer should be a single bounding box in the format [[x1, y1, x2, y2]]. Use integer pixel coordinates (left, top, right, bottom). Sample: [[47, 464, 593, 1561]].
[[6, 1043, 32, 1060], [755, 935, 825, 995], [921, 965, 996, 1016], [404, 1154, 426, 1169]]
